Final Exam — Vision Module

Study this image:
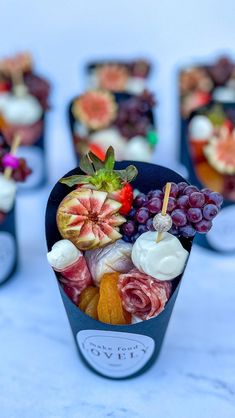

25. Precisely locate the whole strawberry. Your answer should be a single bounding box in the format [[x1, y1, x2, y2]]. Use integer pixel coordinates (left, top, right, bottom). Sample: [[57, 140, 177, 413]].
[[60, 146, 137, 216]]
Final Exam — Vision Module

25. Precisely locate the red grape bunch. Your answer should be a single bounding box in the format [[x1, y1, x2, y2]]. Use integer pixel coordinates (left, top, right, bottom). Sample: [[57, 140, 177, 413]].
[[121, 182, 223, 243]]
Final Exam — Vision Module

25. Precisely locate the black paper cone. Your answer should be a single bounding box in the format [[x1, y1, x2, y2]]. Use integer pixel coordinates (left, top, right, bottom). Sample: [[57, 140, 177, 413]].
[[0, 205, 17, 284], [181, 101, 235, 253], [45, 161, 193, 379]]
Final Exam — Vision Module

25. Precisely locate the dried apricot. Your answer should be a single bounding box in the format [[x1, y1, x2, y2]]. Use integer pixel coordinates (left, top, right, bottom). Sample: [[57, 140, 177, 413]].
[[97, 272, 131, 325], [78, 286, 99, 319]]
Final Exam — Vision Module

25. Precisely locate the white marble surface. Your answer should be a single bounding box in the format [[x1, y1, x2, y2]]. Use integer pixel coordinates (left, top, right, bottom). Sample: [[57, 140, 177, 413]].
[[0, 187, 235, 418]]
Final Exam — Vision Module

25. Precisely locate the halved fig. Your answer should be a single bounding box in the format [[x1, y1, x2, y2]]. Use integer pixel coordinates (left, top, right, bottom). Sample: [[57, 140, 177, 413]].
[[56, 188, 125, 250]]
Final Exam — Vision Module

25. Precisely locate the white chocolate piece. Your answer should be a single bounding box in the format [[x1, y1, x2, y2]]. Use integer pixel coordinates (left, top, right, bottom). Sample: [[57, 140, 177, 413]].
[[0, 173, 16, 212], [131, 231, 189, 281], [85, 239, 133, 286], [2, 93, 43, 125], [124, 136, 152, 162], [189, 115, 213, 141], [213, 86, 235, 103], [47, 239, 80, 270], [126, 77, 146, 95], [153, 213, 172, 233]]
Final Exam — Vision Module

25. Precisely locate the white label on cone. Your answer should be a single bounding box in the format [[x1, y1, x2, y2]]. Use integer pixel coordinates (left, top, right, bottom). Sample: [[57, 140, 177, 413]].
[[17, 146, 44, 189], [0, 232, 16, 283], [207, 206, 235, 251], [77, 330, 155, 378]]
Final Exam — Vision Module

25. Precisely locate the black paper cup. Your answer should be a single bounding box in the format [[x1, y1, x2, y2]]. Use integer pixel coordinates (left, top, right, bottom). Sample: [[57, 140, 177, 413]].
[[68, 93, 156, 165], [0, 205, 17, 284], [16, 114, 47, 190], [45, 161, 193, 379], [180, 101, 235, 253]]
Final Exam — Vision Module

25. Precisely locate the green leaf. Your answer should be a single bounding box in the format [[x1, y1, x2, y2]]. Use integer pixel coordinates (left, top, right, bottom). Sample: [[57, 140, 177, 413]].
[[88, 151, 104, 171], [115, 165, 138, 182], [60, 175, 91, 187], [104, 146, 115, 170], [79, 154, 95, 175], [126, 165, 138, 182]]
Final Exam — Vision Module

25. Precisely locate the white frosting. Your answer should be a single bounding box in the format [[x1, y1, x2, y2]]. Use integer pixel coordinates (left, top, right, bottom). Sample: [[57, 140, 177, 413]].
[[47, 239, 80, 270], [0, 173, 16, 212], [85, 239, 133, 286], [124, 136, 152, 162], [189, 116, 213, 141], [2, 93, 42, 125], [213, 86, 235, 103], [131, 231, 189, 281], [126, 77, 146, 95], [90, 128, 126, 160]]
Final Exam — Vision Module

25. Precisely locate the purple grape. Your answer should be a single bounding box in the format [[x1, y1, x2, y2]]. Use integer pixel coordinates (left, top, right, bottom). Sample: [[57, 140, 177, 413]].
[[148, 197, 162, 214], [201, 188, 213, 202], [171, 209, 187, 227], [189, 192, 206, 208], [138, 224, 148, 234], [187, 208, 203, 223], [122, 235, 131, 243], [127, 208, 136, 219], [178, 182, 188, 194], [194, 219, 212, 233], [167, 197, 177, 212], [203, 204, 219, 220], [148, 189, 164, 200], [184, 185, 199, 196], [169, 225, 179, 236], [177, 195, 189, 209], [146, 218, 154, 231], [164, 182, 179, 198], [121, 221, 136, 237], [179, 224, 196, 238], [208, 192, 223, 207], [133, 193, 148, 208], [135, 207, 150, 224]]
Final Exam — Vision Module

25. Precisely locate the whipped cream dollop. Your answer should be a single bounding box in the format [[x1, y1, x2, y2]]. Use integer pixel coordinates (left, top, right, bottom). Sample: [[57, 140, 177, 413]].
[[131, 231, 189, 281], [0, 174, 16, 212], [2, 90, 43, 125], [47, 239, 80, 270]]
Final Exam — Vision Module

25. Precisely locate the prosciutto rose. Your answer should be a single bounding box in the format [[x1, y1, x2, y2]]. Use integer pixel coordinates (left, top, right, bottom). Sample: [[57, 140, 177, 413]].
[[118, 268, 172, 320]]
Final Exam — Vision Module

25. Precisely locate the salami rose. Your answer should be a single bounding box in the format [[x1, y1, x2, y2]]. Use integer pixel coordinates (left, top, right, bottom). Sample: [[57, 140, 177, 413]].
[[118, 268, 172, 320]]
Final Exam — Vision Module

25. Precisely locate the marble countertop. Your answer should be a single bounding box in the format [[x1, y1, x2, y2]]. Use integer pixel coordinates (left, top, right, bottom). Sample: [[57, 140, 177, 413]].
[[0, 187, 235, 418]]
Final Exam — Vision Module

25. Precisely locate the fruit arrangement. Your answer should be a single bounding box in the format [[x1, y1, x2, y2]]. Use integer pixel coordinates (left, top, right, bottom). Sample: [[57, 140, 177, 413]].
[[179, 56, 235, 119], [0, 51, 51, 146], [188, 104, 235, 201], [47, 147, 223, 325], [69, 89, 157, 163], [0, 133, 32, 223], [86, 59, 151, 95]]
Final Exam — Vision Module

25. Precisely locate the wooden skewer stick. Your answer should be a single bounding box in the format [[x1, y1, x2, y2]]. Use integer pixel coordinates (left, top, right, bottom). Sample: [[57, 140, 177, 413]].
[[4, 134, 21, 180], [156, 182, 172, 243]]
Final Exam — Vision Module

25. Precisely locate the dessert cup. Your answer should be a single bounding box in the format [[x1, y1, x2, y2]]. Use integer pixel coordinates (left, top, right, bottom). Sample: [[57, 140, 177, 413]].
[[45, 161, 193, 379]]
